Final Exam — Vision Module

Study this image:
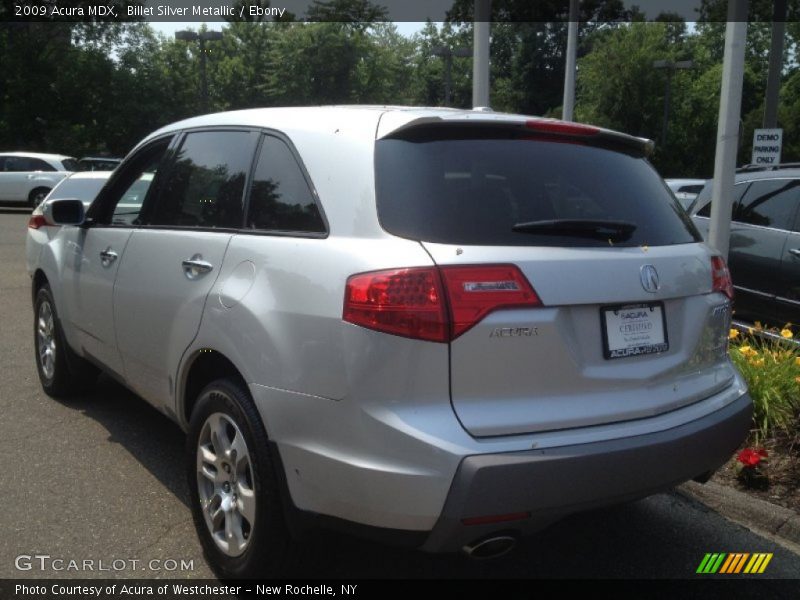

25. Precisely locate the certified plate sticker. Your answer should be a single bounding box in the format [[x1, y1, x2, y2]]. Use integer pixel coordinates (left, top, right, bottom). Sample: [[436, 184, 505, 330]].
[[601, 302, 668, 359]]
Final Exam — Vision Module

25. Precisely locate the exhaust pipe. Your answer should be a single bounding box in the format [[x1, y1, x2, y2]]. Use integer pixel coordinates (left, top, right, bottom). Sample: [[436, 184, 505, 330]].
[[463, 535, 518, 559]]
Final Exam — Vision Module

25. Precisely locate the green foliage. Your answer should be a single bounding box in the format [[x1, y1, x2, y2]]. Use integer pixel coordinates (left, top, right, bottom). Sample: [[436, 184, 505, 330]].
[[1, 11, 800, 171], [729, 327, 800, 441]]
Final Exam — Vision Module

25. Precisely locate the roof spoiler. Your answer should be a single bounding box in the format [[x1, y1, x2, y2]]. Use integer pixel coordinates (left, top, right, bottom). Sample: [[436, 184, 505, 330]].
[[378, 115, 655, 158]]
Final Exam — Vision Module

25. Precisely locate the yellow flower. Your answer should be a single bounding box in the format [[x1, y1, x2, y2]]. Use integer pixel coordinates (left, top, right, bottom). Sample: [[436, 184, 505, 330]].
[[729, 328, 739, 340], [781, 328, 793, 339], [738, 345, 758, 358], [749, 358, 765, 367], [795, 357, 800, 367]]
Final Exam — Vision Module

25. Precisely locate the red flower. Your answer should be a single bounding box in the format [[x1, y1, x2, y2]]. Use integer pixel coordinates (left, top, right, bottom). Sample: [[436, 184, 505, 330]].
[[737, 448, 767, 467]]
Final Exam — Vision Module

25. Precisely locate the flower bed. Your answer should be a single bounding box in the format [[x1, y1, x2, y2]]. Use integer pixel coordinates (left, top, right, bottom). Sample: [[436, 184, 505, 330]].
[[714, 323, 799, 507]]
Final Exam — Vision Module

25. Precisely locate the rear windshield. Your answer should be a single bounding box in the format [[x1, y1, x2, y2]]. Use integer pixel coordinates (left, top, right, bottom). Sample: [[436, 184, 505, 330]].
[[375, 129, 700, 247]]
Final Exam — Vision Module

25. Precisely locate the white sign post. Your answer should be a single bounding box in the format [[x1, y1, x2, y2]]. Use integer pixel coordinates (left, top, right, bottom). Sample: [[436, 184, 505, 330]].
[[751, 128, 783, 166]]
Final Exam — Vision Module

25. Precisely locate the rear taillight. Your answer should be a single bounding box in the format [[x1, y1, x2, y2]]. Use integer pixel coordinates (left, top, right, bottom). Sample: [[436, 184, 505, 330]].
[[343, 264, 541, 342], [27, 215, 47, 229], [439, 265, 541, 338], [343, 267, 448, 342], [711, 256, 734, 300]]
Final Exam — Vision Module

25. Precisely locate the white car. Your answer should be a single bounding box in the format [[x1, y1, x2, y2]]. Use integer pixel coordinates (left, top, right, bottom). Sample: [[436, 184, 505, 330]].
[[0, 152, 78, 207], [665, 178, 707, 210], [28, 106, 751, 577]]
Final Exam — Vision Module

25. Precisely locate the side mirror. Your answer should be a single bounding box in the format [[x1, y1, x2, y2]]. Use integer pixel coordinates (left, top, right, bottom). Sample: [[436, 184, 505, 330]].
[[43, 198, 85, 226]]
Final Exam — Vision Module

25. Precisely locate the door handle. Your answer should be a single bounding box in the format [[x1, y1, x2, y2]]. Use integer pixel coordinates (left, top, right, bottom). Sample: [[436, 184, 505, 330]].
[[99, 248, 118, 267], [789, 249, 800, 258], [182, 254, 214, 280]]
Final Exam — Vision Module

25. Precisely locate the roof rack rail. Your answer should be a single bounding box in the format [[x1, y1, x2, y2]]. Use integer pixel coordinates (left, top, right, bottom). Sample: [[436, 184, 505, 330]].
[[737, 162, 800, 173]]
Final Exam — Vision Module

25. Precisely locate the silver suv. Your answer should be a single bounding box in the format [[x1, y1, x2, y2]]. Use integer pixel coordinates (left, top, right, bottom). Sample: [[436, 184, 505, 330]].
[[27, 106, 751, 577]]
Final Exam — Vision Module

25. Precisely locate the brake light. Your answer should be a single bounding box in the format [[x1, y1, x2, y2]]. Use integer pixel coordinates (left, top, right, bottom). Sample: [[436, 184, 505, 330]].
[[711, 256, 734, 300], [27, 214, 47, 229], [525, 119, 600, 137], [343, 265, 541, 342]]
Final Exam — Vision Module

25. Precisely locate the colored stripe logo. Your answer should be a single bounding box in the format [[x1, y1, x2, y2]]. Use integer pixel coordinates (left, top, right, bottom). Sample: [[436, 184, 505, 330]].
[[696, 553, 773, 574]]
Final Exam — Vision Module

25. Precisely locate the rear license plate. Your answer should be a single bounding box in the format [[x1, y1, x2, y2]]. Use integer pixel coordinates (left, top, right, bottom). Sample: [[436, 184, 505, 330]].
[[601, 302, 668, 359]]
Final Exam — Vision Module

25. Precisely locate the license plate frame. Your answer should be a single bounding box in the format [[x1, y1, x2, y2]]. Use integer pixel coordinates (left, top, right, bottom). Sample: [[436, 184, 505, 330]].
[[600, 302, 669, 360]]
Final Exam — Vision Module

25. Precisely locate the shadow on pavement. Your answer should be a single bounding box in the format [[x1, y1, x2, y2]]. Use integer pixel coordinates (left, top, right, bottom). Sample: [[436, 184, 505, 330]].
[[60, 373, 190, 508], [49, 374, 796, 579]]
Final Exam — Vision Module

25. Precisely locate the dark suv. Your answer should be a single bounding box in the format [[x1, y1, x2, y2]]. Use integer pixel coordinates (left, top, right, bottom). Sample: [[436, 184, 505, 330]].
[[691, 164, 800, 326]]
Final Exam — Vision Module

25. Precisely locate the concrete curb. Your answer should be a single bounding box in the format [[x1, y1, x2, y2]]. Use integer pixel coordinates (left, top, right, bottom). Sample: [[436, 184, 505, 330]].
[[678, 481, 800, 552]]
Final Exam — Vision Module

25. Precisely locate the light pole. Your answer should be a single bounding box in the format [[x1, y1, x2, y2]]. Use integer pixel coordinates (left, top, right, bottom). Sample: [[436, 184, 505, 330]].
[[432, 45, 472, 106], [175, 30, 224, 113], [652, 59, 693, 146], [472, 0, 491, 108], [562, 0, 579, 121]]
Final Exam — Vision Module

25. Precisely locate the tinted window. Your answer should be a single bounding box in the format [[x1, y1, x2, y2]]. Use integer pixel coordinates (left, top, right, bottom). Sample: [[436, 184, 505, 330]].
[[247, 136, 325, 233], [78, 159, 119, 171], [61, 158, 79, 171], [733, 179, 800, 230], [149, 130, 258, 229], [695, 182, 749, 218], [2, 156, 37, 172], [376, 129, 699, 248], [28, 158, 56, 171]]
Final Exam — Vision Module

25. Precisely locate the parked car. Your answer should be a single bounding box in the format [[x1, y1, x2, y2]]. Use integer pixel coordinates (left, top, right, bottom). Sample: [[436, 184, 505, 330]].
[[27, 106, 751, 577], [0, 152, 77, 207], [690, 165, 800, 327], [27, 171, 112, 269], [78, 156, 122, 171], [665, 178, 706, 210]]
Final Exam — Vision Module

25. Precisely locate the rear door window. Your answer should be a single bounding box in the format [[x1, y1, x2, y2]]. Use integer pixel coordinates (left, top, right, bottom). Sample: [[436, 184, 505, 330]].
[[246, 135, 326, 234], [148, 130, 258, 229], [25, 158, 56, 171], [733, 179, 800, 231], [375, 128, 699, 248]]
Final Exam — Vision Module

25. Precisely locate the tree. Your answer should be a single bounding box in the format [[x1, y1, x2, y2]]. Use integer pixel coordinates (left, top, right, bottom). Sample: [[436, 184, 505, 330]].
[[445, 0, 631, 116]]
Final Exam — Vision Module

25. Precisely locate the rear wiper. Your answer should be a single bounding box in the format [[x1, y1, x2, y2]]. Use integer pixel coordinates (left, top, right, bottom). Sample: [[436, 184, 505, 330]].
[[512, 219, 637, 241]]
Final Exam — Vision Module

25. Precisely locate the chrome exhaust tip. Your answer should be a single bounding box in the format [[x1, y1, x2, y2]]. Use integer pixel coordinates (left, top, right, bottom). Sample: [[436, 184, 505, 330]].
[[462, 535, 518, 560]]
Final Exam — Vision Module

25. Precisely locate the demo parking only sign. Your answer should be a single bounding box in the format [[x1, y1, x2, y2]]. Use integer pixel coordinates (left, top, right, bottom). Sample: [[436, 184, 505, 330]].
[[752, 128, 783, 166]]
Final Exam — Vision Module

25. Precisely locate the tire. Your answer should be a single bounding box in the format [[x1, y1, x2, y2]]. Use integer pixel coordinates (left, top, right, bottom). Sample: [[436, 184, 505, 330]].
[[28, 187, 51, 209], [186, 377, 293, 578], [33, 284, 98, 397]]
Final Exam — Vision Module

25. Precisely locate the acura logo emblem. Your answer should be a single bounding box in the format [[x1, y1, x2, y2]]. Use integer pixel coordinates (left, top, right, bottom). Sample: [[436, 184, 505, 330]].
[[640, 264, 660, 293]]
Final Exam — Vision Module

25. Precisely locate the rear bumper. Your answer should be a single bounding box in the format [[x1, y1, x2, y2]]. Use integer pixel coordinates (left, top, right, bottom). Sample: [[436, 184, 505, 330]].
[[422, 391, 752, 552]]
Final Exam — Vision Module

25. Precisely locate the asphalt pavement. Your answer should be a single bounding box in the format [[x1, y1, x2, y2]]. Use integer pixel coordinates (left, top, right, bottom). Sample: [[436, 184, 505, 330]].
[[1, 209, 799, 580]]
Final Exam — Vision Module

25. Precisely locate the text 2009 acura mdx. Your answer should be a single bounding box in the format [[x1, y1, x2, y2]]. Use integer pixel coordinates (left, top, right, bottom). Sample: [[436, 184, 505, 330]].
[[27, 106, 751, 577]]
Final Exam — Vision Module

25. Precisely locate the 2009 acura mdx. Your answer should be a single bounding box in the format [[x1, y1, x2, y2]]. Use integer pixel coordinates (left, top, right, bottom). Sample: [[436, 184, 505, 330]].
[[26, 106, 752, 577]]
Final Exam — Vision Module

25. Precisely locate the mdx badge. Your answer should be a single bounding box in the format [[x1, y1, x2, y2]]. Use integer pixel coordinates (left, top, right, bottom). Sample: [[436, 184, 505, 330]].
[[640, 264, 660, 293]]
